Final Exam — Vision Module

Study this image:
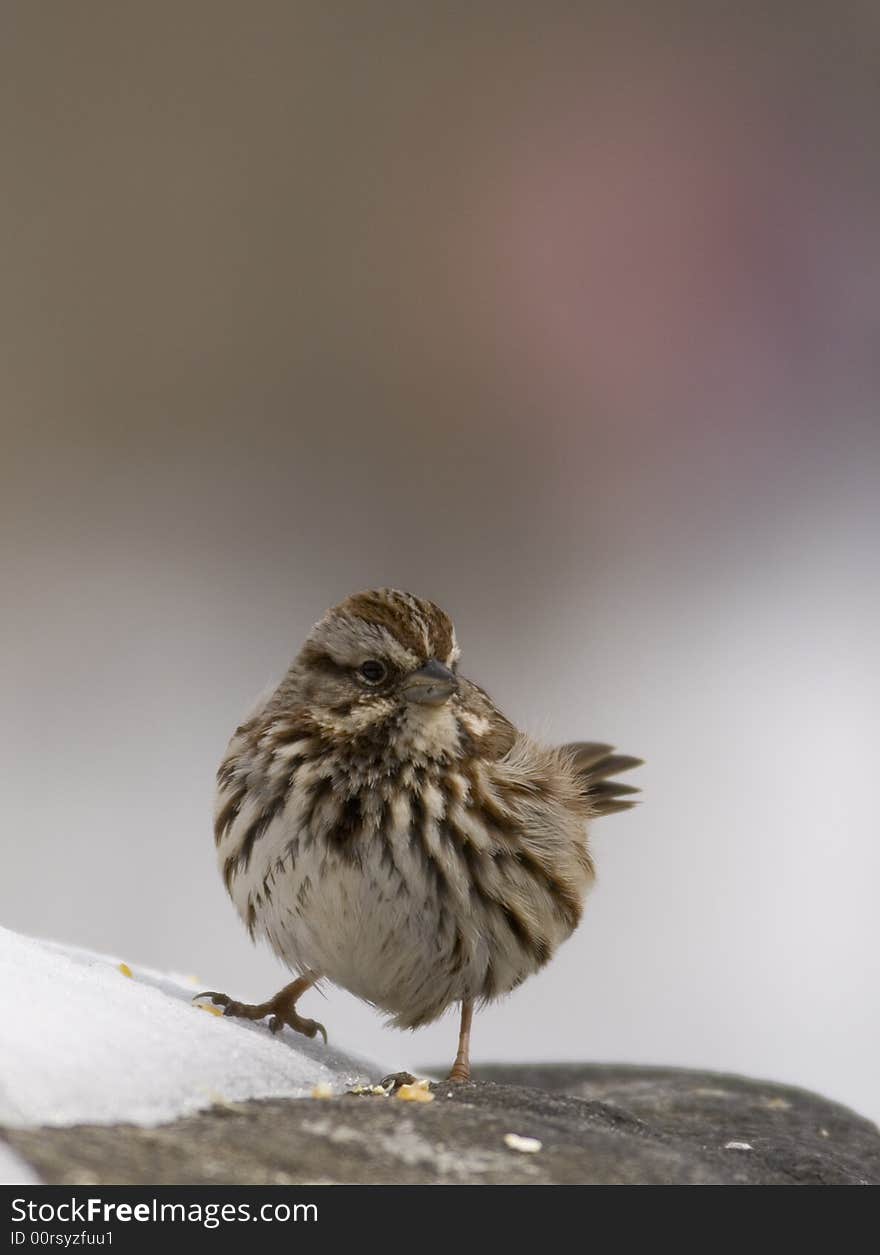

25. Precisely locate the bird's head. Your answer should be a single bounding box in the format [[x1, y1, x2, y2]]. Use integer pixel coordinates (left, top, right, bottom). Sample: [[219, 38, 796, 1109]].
[[290, 589, 464, 756]]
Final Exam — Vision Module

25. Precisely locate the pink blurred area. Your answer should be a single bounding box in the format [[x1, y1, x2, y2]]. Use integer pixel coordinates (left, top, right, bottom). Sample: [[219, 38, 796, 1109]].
[[1, 5, 878, 1121]]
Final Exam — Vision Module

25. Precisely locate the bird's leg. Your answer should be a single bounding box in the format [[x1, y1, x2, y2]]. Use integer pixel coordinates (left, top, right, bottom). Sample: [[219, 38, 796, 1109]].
[[447, 999, 474, 1083], [195, 975, 327, 1043]]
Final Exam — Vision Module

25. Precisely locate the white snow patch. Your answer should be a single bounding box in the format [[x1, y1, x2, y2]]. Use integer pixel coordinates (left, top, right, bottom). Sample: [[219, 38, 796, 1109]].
[[0, 925, 383, 1130], [0, 1140, 40, 1185]]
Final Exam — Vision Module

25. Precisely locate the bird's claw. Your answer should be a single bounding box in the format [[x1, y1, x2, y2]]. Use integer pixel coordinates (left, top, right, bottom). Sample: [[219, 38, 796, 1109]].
[[266, 1010, 327, 1043], [193, 991, 234, 1013], [193, 989, 327, 1044], [290, 1015, 328, 1045]]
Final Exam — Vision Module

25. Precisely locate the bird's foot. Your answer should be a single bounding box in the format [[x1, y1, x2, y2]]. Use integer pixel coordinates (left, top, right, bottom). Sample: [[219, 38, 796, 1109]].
[[446, 1062, 471, 1084], [194, 976, 327, 1044]]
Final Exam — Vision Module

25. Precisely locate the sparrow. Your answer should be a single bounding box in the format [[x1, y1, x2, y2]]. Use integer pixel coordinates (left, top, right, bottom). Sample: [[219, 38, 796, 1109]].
[[200, 589, 641, 1082]]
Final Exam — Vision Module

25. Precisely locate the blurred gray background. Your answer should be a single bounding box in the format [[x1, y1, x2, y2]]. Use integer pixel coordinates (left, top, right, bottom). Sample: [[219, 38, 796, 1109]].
[[2, 4, 879, 1121]]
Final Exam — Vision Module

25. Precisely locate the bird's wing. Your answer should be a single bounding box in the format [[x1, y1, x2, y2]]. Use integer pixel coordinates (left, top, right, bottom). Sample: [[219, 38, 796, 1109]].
[[562, 741, 644, 816]]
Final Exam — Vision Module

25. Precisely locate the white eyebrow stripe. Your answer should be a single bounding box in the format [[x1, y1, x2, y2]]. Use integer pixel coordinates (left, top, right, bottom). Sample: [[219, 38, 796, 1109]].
[[313, 614, 417, 670]]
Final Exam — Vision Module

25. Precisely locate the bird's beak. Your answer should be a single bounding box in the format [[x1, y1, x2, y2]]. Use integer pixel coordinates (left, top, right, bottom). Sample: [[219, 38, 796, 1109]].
[[402, 659, 458, 706]]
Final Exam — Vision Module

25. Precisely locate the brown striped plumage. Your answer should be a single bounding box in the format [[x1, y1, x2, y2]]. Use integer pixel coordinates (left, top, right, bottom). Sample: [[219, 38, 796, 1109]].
[[203, 589, 642, 1081]]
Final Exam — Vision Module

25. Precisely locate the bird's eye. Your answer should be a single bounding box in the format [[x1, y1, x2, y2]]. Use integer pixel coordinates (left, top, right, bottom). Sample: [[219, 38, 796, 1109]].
[[359, 659, 387, 685]]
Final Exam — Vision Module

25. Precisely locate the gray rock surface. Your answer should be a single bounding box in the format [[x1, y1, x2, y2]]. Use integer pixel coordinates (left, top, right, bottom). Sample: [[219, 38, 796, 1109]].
[[4, 1064, 878, 1185]]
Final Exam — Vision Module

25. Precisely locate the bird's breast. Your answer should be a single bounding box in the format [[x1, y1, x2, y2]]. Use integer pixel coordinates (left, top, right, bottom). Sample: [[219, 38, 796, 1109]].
[[216, 747, 592, 1026]]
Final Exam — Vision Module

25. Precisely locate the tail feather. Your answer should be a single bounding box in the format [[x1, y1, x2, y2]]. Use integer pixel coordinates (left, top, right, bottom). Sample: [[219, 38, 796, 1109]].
[[563, 741, 644, 817]]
